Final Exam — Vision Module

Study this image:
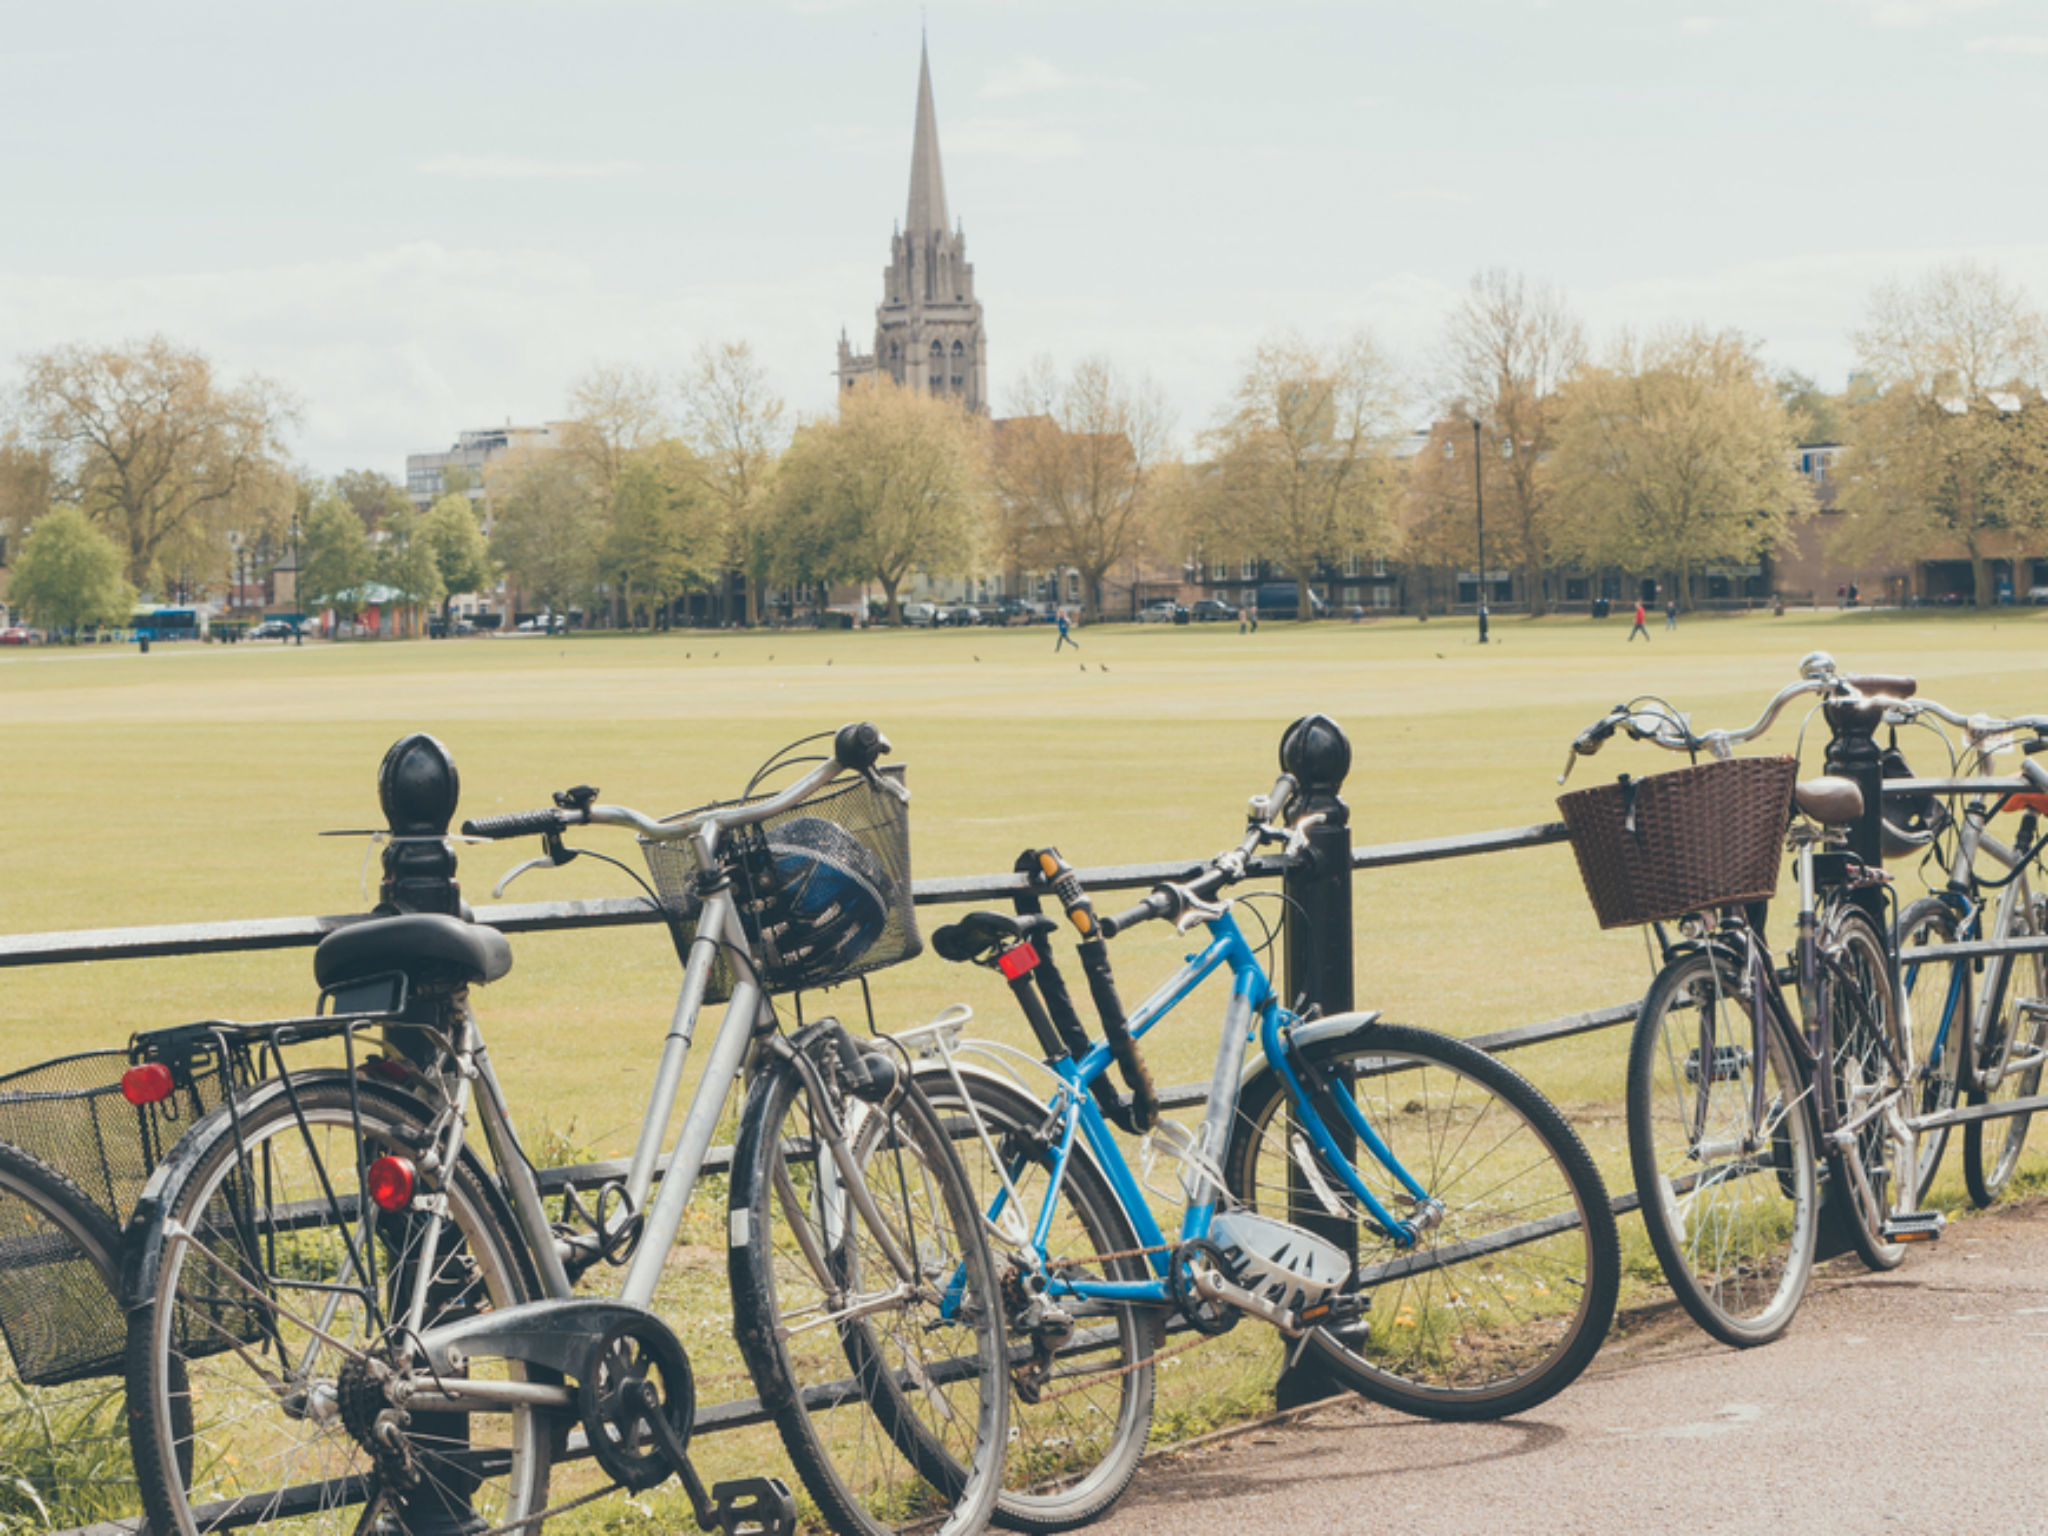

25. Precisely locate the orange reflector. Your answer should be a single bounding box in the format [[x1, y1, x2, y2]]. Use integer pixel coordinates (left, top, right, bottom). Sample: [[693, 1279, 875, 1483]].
[[122, 1063, 174, 1106], [366, 1156, 416, 1213]]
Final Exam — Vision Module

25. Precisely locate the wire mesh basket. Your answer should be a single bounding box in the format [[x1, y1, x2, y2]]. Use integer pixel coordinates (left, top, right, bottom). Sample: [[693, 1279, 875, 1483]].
[[641, 765, 921, 999], [1557, 755, 1798, 930], [0, 1041, 246, 1385]]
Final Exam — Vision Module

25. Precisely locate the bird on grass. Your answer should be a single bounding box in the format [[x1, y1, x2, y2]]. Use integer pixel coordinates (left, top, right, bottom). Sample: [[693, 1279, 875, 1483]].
[[1100, 664, 1109, 673]]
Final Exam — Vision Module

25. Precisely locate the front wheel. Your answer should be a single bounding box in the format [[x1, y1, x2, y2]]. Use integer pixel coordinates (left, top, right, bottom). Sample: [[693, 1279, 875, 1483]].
[[1896, 896, 1967, 1203], [1822, 908, 1913, 1271], [1631, 946, 1819, 1345], [728, 1042, 1008, 1536], [1962, 889, 2048, 1206], [1224, 1021, 1620, 1420]]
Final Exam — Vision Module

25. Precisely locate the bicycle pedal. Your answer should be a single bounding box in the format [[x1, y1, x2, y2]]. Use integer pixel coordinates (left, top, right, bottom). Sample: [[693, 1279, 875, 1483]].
[[709, 1476, 796, 1536], [1882, 1210, 1947, 1243]]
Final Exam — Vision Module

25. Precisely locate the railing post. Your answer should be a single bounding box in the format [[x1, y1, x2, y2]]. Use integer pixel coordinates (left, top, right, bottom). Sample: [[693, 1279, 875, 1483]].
[[376, 733, 465, 917], [1275, 712, 1356, 1407]]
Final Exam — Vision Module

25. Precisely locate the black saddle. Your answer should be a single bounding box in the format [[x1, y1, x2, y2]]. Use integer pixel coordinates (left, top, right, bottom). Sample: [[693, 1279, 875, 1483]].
[[932, 910, 1055, 964], [314, 913, 513, 992]]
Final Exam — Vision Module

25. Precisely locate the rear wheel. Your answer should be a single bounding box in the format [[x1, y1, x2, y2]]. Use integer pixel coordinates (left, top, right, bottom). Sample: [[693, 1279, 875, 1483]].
[[1895, 897, 1967, 1203], [1629, 946, 1819, 1346], [1822, 909, 1912, 1271], [1225, 1021, 1620, 1420], [1963, 889, 2048, 1206], [913, 1066, 1159, 1533]]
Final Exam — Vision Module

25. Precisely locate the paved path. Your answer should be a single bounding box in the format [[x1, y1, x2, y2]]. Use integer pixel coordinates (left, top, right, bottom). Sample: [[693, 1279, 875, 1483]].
[[1094, 1196, 2048, 1536]]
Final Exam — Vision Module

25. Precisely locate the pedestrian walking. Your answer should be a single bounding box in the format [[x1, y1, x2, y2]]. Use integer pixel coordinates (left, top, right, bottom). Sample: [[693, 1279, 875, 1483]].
[[1054, 610, 1079, 652], [1628, 601, 1651, 642], [1664, 599, 1677, 631]]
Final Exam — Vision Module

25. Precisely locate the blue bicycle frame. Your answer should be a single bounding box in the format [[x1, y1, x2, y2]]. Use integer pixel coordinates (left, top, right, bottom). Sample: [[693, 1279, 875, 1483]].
[[975, 908, 1434, 1315]]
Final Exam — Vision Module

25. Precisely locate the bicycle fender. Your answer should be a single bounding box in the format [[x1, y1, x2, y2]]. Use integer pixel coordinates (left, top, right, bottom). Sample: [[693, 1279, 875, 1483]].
[[120, 1071, 448, 1311], [1238, 1008, 1384, 1084]]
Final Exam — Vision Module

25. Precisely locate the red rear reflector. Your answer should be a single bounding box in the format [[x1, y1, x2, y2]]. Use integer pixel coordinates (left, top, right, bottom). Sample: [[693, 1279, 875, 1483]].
[[122, 1063, 174, 1106], [997, 944, 1040, 981], [366, 1156, 416, 1213]]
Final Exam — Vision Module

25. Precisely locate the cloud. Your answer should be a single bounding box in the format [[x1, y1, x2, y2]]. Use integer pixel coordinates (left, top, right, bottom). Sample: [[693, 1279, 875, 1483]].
[[414, 155, 643, 181], [1826, 0, 2001, 28], [1966, 32, 2048, 49], [979, 55, 1144, 99], [946, 117, 1086, 162], [1678, 15, 1732, 34]]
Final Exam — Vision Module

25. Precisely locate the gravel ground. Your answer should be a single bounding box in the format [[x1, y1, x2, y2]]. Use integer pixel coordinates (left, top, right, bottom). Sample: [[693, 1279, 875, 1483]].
[[1090, 1195, 2048, 1536]]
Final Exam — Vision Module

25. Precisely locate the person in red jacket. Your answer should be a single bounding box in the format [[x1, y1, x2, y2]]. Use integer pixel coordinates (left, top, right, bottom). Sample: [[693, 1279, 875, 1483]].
[[1628, 601, 1650, 642]]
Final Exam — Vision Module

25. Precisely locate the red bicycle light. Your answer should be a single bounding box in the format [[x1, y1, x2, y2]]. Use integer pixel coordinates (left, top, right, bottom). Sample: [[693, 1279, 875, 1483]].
[[997, 944, 1040, 981], [122, 1063, 174, 1106], [366, 1156, 416, 1213]]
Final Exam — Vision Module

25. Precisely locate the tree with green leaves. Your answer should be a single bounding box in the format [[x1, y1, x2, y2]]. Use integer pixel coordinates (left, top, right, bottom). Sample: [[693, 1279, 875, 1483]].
[[7, 507, 135, 638], [298, 494, 374, 625], [600, 446, 724, 629], [680, 341, 787, 625], [420, 493, 492, 633], [333, 469, 412, 532], [1548, 327, 1811, 607], [1196, 333, 1403, 620], [376, 509, 445, 636], [486, 448, 603, 620], [1834, 262, 2048, 605], [768, 383, 985, 624]]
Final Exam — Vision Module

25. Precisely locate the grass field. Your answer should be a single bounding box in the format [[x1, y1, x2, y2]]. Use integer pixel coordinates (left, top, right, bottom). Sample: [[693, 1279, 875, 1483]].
[[4, 607, 2048, 1528]]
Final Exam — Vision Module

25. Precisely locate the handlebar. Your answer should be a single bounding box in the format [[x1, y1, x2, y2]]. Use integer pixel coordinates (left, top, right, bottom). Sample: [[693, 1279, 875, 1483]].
[[463, 807, 571, 841]]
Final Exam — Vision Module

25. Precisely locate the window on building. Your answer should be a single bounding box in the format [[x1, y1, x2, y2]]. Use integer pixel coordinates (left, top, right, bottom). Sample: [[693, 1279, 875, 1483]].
[[1066, 572, 1080, 601], [952, 340, 964, 357], [1372, 585, 1393, 609], [1372, 554, 1387, 579], [1343, 552, 1361, 578], [1240, 557, 1256, 581]]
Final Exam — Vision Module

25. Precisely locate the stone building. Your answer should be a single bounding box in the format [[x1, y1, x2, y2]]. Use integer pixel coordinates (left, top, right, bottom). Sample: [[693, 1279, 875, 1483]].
[[836, 42, 988, 415]]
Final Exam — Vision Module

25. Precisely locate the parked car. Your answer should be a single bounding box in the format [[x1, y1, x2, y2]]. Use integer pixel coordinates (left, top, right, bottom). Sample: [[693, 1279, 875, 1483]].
[[900, 601, 939, 627], [1190, 598, 1239, 622], [986, 597, 1037, 625], [1138, 599, 1182, 623], [0, 626, 37, 645], [2027, 586, 2048, 606], [939, 603, 981, 627], [1253, 582, 1328, 621], [248, 619, 302, 640]]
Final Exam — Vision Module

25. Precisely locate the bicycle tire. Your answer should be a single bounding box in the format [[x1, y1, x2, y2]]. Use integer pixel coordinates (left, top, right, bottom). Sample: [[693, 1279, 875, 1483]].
[[0, 1140, 135, 1532], [1224, 1020, 1620, 1420], [1822, 908, 1911, 1271], [126, 1075, 550, 1536], [728, 1045, 1008, 1536], [1628, 946, 1819, 1346], [1963, 888, 2048, 1206], [1896, 896, 1967, 1204], [912, 1065, 1159, 1534]]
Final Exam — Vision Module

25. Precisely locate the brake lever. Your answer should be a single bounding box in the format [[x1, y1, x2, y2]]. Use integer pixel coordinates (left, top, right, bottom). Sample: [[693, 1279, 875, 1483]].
[[864, 764, 911, 805], [1173, 891, 1228, 935], [492, 830, 580, 898]]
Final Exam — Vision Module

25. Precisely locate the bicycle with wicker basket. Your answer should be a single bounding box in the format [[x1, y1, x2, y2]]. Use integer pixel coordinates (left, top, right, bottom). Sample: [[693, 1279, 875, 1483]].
[[120, 723, 1011, 1536], [1557, 654, 1937, 1347]]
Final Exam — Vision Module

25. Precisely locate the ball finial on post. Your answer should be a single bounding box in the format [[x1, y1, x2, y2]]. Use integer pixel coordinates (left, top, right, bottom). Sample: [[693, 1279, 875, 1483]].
[[376, 733, 464, 916]]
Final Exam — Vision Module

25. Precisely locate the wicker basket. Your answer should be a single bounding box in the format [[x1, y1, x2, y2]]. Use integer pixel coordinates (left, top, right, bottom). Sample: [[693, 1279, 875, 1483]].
[[1557, 756, 1797, 930], [641, 765, 920, 999]]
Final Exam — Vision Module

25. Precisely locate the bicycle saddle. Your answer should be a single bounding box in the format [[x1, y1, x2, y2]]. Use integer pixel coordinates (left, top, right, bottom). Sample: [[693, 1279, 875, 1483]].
[[1795, 776, 1865, 826], [314, 913, 513, 991], [931, 910, 1054, 964], [1846, 673, 1916, 700]]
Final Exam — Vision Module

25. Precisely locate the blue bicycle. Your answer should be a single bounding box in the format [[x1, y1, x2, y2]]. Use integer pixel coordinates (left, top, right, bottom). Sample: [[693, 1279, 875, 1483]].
[[905, 772, 1621, 1531]]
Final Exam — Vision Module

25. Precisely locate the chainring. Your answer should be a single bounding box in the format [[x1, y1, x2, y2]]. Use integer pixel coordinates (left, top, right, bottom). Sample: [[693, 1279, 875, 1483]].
[[579, 1316, 696, 1493]]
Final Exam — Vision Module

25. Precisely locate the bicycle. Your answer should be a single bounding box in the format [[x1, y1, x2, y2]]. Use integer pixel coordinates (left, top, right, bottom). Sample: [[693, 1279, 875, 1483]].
[[1558, 655, 1939, 1348], [900, 771, 1622, 1530], [1877, 702, 2048, 1206], [122, 723, 1010, 1536]]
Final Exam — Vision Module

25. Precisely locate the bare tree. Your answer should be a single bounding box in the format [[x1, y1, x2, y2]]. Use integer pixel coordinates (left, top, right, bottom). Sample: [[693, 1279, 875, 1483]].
[[993, 357, 1171, 620], [1441, 270, 1585, 614], [679, 341, 788, 625], [1836, 262, 2048, 605], [560, 364, 670, 502], [11, 336, 297, 590], [1197, 333, 1403, 619]]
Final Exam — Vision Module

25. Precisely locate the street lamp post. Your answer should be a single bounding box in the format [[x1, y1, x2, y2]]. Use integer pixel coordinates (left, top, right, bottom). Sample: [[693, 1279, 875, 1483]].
[[1471, 419, 1488, 644]]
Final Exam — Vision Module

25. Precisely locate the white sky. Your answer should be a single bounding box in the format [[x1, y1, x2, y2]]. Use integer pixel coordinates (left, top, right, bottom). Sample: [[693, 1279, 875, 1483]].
[[3, 0, 2046, 474]]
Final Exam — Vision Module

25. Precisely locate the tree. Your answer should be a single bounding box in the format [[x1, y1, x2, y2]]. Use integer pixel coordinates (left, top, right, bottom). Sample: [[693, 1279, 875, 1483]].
[[1776, 370, 1848, 446], [10, 336, 297, 590], [1548, 327, 1811, 605], [599, 447, 725, 628], [376, 508, 446, 635], [993, 357, 1171, 620], [1196, 334, 1403, 619], [486, 448, 603, 619], [680, 341, 788, 625], [333, 469, 412, 533], [768, 383, 986, 624], [561, 365, 669, 503], [295, 495, 373, 624], [1834, 263, 2048, 605], [7, 507, 135, 638], [1441, 270, 1586, 614], [419, 493, 493, 632]]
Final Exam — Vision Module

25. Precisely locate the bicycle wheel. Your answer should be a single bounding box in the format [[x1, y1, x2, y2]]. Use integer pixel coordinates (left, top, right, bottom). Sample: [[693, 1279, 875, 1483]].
[[1630, 946, 1820, 1346], [1896, 896, 1967, 1203], [126, 1076, 550, 1536], [1963, 890, 2048, 1206], [913, 1065, 1159, 1533], [1224, 1020, 1620, 1420], [0, 1141, 135, 1531], [728, 1045, 1007, 1536], [1822, 908, 1912, 1271]]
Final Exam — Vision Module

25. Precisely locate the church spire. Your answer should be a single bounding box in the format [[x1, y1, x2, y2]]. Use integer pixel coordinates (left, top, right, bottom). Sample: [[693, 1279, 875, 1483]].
[[905, 38, 949, 236]]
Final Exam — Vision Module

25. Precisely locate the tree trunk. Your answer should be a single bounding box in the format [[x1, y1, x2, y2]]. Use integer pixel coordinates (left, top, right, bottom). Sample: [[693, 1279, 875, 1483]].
[[1972, 551, 1997, 607], [1296, 574, 1314, 621], [880, 575, 903, 625], [1522, 561, 1547, 617]]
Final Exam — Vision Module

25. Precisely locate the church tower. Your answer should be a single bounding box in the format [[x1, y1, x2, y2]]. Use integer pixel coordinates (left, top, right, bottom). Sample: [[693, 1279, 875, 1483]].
[[837, 41, 988, 414]]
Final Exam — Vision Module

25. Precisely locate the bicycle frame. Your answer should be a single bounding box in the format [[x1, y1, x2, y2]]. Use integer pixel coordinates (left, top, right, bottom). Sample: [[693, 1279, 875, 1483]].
[[961, 908, 1431, 1316]]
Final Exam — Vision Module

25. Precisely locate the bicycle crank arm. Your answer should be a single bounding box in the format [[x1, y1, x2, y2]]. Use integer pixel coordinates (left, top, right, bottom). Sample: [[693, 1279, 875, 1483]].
[[1189, 1264, 1301, 1336]]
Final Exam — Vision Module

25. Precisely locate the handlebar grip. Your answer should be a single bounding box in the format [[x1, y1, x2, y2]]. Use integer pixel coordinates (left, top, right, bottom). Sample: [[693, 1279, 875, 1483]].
[[461, 809, 568, 840], [833, 722, 889, 773], [1100, 892, 1169, 938]]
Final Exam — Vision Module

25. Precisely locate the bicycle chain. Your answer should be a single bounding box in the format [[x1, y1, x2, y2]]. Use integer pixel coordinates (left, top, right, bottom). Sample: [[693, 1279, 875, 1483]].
[[1021, 1238, 1216, 1406]]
